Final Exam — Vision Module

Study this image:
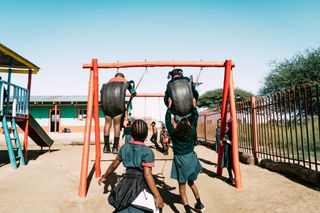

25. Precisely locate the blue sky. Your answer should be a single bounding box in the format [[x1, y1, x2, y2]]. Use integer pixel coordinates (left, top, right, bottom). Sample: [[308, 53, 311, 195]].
[[1, 0, 320, 120]]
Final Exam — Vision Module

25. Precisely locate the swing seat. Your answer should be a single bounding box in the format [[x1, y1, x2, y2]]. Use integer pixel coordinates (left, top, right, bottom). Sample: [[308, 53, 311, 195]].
[[167, 79, 194, 116], [100, 82, 127, 118]]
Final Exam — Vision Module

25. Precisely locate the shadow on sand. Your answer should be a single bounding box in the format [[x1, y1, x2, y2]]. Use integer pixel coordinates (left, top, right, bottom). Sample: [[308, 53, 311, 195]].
[[153, 173, 181, 213], [0, 149, 60, 168], [97, 169, 182, 212]]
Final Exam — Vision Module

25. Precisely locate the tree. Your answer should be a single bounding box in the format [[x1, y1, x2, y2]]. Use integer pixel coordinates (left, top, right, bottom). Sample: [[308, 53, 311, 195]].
[[197, 88, 254, 108], [259, 47, 320, 95]]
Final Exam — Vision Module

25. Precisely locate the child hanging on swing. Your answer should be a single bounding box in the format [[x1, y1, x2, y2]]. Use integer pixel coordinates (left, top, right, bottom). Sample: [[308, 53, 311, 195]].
[[165, 98, 205, 213], [164, 68, 199, 108], [98, 119, 164, 212]]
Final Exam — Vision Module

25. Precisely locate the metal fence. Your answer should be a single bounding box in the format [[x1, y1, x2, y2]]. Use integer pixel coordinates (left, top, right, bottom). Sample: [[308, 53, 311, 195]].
[[197, 83, 320, 171], [197, 108, 222, 143]]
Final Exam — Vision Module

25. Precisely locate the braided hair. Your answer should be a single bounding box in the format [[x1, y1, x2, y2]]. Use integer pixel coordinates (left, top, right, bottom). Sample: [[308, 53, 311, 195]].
[[131, 119, 148, 141]]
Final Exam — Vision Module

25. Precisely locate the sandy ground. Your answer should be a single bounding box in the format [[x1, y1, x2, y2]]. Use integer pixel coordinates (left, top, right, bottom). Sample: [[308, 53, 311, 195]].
[[0, 134, 320, 213]]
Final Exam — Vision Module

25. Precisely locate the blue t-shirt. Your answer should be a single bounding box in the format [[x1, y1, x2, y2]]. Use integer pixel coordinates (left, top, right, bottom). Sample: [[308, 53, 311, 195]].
[[117, 141, 155, 170]]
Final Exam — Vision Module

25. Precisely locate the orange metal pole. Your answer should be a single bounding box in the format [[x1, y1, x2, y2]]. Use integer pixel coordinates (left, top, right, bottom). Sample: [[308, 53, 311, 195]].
[[79, 67, 94, 197], [23, 69, 32, 162], [229, 69, 242, 189], [93, 59, 101, 178], [217, 60, 231, 175], [83, 61, 235, 69]]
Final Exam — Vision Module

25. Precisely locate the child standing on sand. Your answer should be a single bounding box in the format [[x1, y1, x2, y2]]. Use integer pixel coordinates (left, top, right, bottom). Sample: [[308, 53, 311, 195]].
[[98, 119, 164, 212], [165, 98, 205, 213], [220, 120, 235, 186]]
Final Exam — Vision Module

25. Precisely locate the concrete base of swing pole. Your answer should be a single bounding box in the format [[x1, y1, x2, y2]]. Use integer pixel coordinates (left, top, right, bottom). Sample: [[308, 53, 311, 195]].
[[239, 152, 255, 165], [260, 159, 320, 188], [198, 141, 255, 165]]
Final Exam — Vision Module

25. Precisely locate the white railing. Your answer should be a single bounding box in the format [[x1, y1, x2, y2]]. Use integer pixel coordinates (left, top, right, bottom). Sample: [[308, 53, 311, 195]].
[[0, 80, 29, 117]]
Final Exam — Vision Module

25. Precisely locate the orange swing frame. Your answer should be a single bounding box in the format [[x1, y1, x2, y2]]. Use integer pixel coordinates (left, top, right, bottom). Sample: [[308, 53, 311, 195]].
[[79, 59, 242, 197]]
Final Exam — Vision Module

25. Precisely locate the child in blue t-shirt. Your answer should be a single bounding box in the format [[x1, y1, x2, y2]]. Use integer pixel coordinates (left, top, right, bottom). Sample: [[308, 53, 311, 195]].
[[99, 119, 164, 212]]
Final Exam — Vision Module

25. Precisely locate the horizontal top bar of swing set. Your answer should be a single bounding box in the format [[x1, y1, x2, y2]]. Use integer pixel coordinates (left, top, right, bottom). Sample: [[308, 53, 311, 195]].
[[126, 93, 164, 97], [83, 60, 235, 69]]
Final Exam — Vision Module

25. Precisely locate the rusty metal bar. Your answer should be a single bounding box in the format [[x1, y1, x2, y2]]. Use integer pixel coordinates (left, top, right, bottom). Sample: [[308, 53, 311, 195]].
[[292, 88, 300, 164], [244, 101, 249, 152], [282, 91, 290, 163], [263, 97, 269, 159], [278, 92, 285, 161], [287, 89, 295, 164], [266, 96, 273, 160], [297, 86, 306, 167], [251, 97, 258, 163], [261, 98, 270, 157], [303, 85, 311, 169], [271, 95, 278, 161], [275, 93, 282, 162], [308, 85, 316, 170], [256, 98, 263, 158], [316, 84, 320, 171], [259, 98, 266, 159]]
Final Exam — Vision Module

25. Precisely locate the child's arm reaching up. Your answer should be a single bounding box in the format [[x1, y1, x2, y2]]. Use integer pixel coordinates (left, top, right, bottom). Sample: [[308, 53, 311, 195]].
[[143, 167, 164, 209]]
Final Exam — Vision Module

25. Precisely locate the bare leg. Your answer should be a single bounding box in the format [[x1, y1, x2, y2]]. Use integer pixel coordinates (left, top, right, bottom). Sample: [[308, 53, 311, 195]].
[[113, 114, 122, 137], [179, 183, 188, 205], [179, 183, 192, 212], [187, 180, 200, 200], [112, 114, 122, 153], [188, 180, 205, 211], [104, 115, 112, 136]]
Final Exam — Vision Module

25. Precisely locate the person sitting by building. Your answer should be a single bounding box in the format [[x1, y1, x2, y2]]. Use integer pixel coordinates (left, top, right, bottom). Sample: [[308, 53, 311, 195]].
[[160, 126, 171, 155]]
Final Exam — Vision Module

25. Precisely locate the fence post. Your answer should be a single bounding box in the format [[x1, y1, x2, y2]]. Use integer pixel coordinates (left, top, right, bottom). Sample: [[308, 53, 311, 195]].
[[204, 109, 207, 142], [251, 96, 259, 164]]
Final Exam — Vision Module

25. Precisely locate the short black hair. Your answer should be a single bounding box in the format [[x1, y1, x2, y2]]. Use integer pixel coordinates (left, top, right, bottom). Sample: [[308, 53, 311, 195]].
[[115, 73, 125, 78], [131, 119, 148, 141], [168, 68, 183, 79]]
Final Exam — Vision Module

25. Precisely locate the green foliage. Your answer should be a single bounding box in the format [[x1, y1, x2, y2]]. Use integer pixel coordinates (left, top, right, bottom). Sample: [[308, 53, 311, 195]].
[[259, 47, 320, 95], [197, 88, 253, 108]]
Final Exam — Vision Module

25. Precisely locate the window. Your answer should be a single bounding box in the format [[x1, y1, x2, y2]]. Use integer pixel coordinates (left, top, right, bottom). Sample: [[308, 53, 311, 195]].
[[78, 109, 87, 120]]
